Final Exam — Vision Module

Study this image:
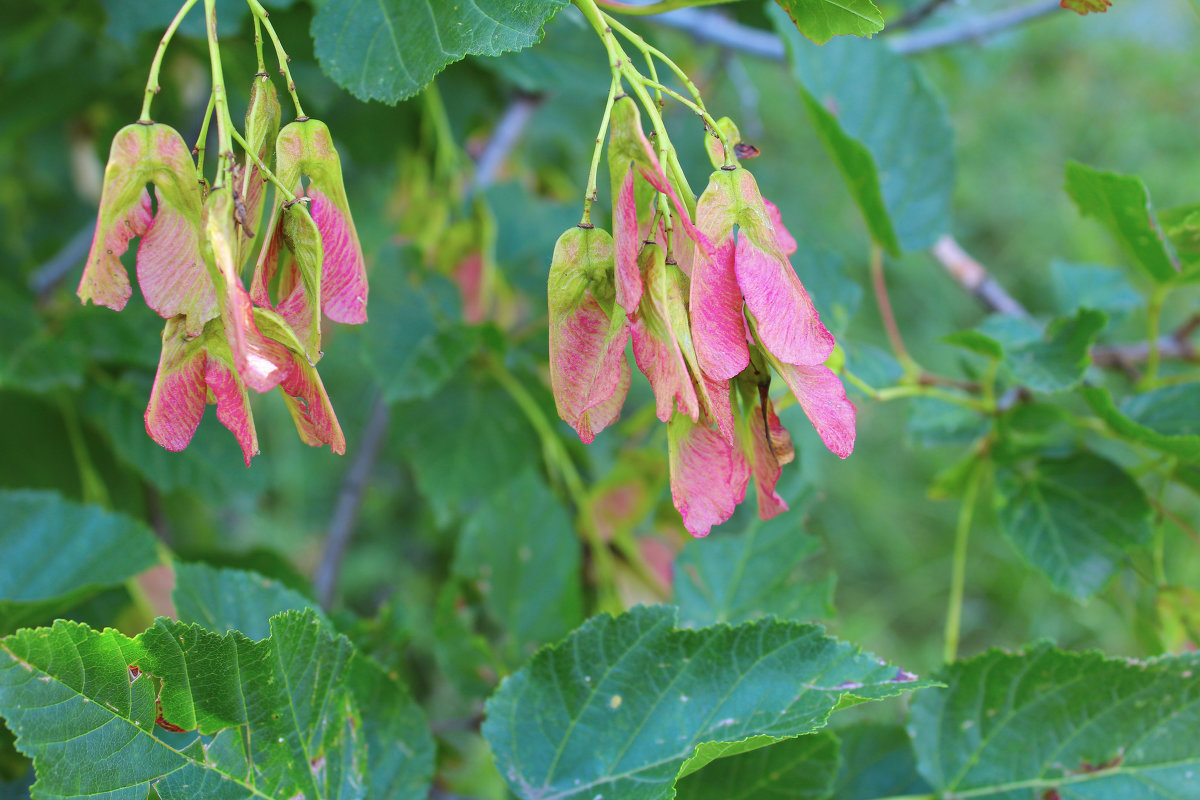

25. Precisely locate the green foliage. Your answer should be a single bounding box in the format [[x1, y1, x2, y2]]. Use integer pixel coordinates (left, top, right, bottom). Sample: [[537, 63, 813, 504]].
[[675, 731, 839, 800], [312, 0, 570, 103], [910, 643, 1200, 798], [482, 605, 929, 800], [1084, 384, 1200, 462], [995, 453, 1152, 599], [1003, 308, 1107, 393], [770, 0, 884, 46], [172, 561, 327, 640], [0, 490, 158, 634], [833, 724, 930, 800], [772, 3, 954, 253]]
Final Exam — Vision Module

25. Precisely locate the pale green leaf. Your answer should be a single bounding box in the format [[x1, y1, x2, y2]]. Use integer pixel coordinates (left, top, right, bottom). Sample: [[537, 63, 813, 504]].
[[482, 605, 930, 800], [910, 643, 1200, 799], [172, 561, 325, 641], [772, 0, 884, 45]]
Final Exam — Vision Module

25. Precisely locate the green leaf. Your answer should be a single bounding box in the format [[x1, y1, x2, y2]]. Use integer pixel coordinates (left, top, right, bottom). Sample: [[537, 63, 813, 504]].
[[1003, 308, 1107, 393], [453, 469, 584, 659], [174, 566, 434, 800], [674, 514, 834, 627], [772, 0, 884, 45], [995, 453, 1152, 599], [1160, 202, 1200, 273], [1064, 161, 1180, 283], [943, 330, 1003, 360], [172, 561, 327, 641], [791, 244, 862, 337], [676, 731, 839, 800], [482, 605, 930, 800], [0, 490, 158, 634], [906, 396, 989, 448], [1082, 384, 1200, 463], [312, 0, 569, 104], [772, 6, 953, 254], [833, 724, 930, 800], [910, 643, 1200, 799], [0, 611, 364, 799], [1051, 261, 1143, 315]]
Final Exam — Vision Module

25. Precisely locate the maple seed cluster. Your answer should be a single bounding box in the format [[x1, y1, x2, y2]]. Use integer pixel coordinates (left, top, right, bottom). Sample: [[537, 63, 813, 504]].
[[80, 71, 367, 464], [549, 98, 856, 537]]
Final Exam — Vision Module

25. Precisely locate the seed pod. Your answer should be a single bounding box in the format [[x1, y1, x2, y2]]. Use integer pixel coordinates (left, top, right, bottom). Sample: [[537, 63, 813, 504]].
[[630, 243, 698, 424], [235, 75, 281, 266]]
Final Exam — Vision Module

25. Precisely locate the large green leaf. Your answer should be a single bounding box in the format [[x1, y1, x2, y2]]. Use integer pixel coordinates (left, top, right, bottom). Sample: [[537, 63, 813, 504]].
[[772, 0, 884, 45], [1083, 384, 1200, 463], [172, 561, 326, 641], [453, 469, 584, 660], [673, 513, 833, 628], [0, 490, 158, 634], [676, 731, 839, 800], [312, 0, 569, 104], [771, 4, 953, 254], [833, 724, 930, 800], [1064, 161, 1180, 283], [1003, 308, 1107, 393], [1051, 261, 1143, 315], [174, 563, 434, 800], [910, 643, 1200, 799], [482, 605, 930, 800], [0, 611, 363, 799], [995, 453, 1152, 599]]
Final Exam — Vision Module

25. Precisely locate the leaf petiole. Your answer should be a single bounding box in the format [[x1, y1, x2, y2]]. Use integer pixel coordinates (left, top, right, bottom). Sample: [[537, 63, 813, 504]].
[[139, 0, 201, 122]]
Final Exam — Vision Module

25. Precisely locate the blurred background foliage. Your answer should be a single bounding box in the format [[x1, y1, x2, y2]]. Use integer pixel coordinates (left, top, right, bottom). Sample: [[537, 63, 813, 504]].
[[2, 0, 1199, 794]]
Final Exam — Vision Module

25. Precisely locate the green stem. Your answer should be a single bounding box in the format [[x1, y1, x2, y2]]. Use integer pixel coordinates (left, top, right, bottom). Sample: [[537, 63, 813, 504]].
[[246, 0, 305, 117], [139, 0, 201, 122], [944, 460, 985, 664], [57, 395, 108, 507], [596, 0, 731, 14], [487, 360, 622, 613], [204, 0, 235, 186], [252, 12, 266, 74], [421, 82, 461, 181], [1152, 468, 1171, 586], [1139, 284, 1169, 390], [229, 127, 298, 202], [870, 242, 920, 377], [193, 91, 216, 185], [581, 74, 622, 226]]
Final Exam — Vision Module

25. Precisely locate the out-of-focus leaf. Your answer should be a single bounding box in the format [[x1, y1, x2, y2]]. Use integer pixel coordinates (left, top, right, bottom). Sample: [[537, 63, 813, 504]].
[[792, 243, 862, 337], [772, 0, 884, 45], [1003, 308, 1106, 393], [1160, 202, 1200, 273], [1157, 585, 1200, 652], [0, 611, 364, 799], [0, 490, 158, 634], [453, 469, 584, 659], [995, 453, 1152, 599], [773, 6, 953, 253], [481, 7, 607, 95], [910, 643, 1200, 798], [906, 396, 989, 447], [833, 724, 930, 800], [172, 561, 325, 641], [676, 731, 839, 800], [1082, 384, 1200, 462], [943, 329, 1003, 360], [1052, 261, 1143, 314], [312, 0, 569, 104], [674, 513, 834, 627], [483, 605, 931, 800], [1064, 161, 1180, 283]]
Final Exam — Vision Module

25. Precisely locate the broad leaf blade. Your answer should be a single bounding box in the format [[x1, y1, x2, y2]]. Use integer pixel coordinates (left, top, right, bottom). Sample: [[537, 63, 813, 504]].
[[772, 0, 884, 45], [482, 605, 929, 800], [313, 0, 570, 104], [910, 643, 1200, 799], [0, 490, 158, 634], [676, 732, 839, 800], [1064, 161, 1180, 283], [1082, 384, 1200, 463], [173, 561, 326, 641], [772, 5, 954, 254], [995, 453, 1152, 599], [1003, 308, 1106, 393], [833, 724, 931, 800], [673, 513, 833, 627]]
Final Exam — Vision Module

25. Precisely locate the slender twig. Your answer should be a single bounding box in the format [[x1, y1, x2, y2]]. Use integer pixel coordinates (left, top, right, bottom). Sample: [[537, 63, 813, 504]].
[[29, 223, 94, 301], [230, 127, 299, 202], [944, 459, 984, 664], [316, 392, 389, 609], [139, 0, 201, 122], [869, 243, 917, 373], [889, 0, 956, 32], [246, 0, 305, 117], [930, 235, 1030, 317], [470, 94, 542, 195]]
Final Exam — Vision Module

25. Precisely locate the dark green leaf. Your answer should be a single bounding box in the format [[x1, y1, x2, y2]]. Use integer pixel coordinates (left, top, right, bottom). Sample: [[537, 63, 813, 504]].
[[453, 469, 584, 659], [1083, 384, 1200, 462], [674, 513, 834, 627], [1051, 260, 1143, 315], [676, 732, 839, 800], [312, 0, 570, 104], [906, 396, 989, 448], [772, 6, 953, 253], [482, 605, 930, 800], [833, 724, 930, 800], [1003, 308, 1107, 393], [1064, 161, 1180, 283], [910, 643, 1200, 799], [974, 313, 1042, 351], [0, 490, 158, 634], [995, 453, 1152, 599], [772, 0, 884, 45], [172, 561, 326, 641], [0, 611, 365, 799]]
